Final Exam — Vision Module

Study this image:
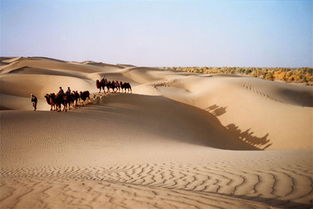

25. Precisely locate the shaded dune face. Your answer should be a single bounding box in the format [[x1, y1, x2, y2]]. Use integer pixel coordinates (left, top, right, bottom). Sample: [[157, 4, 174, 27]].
[[0, 94, 261, 168], [99, 94, 268, 150]]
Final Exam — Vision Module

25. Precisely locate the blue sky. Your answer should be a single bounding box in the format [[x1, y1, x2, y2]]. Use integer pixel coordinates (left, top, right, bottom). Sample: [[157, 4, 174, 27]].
[[0, 0, 312, 67]]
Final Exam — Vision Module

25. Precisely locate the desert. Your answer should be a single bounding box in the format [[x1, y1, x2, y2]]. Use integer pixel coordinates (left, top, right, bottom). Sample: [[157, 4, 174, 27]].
[[0, 56, 312, 209]]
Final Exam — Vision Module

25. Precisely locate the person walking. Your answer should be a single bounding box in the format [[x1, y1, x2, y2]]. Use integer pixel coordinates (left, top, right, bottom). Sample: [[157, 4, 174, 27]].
[[31, 94, 38, 111]]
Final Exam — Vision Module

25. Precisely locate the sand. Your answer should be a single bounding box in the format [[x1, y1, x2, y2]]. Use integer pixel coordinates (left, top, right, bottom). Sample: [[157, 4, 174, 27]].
[[0, 57, 312, 209]]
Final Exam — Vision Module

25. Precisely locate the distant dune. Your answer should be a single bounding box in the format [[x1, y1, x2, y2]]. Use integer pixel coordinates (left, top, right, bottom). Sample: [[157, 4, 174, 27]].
[[0, 57, 312, 209]]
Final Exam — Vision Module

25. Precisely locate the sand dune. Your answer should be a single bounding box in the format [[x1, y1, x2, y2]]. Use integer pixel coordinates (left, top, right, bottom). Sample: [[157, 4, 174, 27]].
[[0, 57, 110, 74], [153, 75, 312, 150], [0, 57, 312, 209], [81, 60, 125, 69], [6, 66, 89, 79]]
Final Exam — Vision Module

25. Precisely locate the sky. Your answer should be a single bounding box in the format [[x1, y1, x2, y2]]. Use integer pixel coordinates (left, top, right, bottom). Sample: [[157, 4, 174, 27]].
[[0, 0, 312, 67]]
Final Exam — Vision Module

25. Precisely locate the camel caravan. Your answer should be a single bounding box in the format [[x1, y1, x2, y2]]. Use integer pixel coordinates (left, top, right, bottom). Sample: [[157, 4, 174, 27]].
[[96, 78, 132, 93], [44, 78, 132, 112], [45, 87, 90, 112]]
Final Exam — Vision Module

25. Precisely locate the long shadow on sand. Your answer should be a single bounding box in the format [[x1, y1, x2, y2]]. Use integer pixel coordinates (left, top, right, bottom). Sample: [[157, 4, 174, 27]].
[[88, 93, 272, 150], [207, 104, 272, 149], [225, 124, 272, 150]]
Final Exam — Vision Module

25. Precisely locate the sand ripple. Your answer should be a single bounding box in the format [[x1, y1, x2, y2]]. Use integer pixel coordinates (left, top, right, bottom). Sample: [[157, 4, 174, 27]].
[[1, 160, 312, 209]]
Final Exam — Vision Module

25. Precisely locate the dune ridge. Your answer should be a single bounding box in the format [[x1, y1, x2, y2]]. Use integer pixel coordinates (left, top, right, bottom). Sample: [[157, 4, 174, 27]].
[[0, 57, 312, 209]]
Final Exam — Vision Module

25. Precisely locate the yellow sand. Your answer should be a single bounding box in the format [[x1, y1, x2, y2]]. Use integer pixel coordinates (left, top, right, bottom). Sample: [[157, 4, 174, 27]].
[[0, 57, 312, 209]]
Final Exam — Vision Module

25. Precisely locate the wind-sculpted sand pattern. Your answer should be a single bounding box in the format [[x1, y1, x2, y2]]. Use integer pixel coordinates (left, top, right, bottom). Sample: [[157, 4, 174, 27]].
[[240, 77, 313, 107], [1, 160, 312, 209]]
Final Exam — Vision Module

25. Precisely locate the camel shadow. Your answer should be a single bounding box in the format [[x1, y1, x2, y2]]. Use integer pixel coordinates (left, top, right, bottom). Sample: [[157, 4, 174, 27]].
[[85, 94, 273, 150], [207, 104, 227, 117], [206, 104, 272, 150], [225, 124, 272, 150]]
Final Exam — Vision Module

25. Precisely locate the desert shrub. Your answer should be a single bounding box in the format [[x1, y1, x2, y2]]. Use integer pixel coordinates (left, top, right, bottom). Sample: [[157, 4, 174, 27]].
[[162, 66, 313, 85]]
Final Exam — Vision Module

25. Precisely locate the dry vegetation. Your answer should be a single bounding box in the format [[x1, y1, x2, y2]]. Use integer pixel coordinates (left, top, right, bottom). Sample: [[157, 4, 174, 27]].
[[163, 67, 313, 85]]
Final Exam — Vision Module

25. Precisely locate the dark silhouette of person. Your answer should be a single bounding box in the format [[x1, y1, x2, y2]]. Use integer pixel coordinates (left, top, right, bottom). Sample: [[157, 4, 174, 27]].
[[58, 87, 64, 95], [31, 94, 38, 111], [66, 87, 71, 95]]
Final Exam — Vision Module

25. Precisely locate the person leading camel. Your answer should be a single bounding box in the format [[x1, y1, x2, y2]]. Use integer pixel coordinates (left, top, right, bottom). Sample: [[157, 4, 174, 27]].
[[30, 94, 38, 111]]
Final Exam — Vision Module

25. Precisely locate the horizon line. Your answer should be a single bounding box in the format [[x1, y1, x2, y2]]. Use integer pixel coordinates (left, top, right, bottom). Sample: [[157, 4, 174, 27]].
[[1, 55, 312, 69]]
